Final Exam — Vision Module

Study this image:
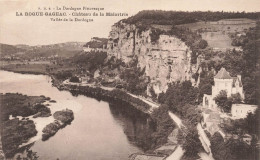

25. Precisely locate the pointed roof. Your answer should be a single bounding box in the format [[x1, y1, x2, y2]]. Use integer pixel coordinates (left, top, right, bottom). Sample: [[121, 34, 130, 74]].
[[232, 77, 243, 87], [214, 67, 232, 79]]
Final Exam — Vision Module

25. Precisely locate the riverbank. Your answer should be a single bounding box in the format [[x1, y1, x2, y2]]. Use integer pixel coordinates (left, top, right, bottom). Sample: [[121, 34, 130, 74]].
[[1, 70, 179, 159], [0, 63, 48, 75], [55, 80, 182, 159], [0, 93, 53, 157], [0, 92, 76, 158]]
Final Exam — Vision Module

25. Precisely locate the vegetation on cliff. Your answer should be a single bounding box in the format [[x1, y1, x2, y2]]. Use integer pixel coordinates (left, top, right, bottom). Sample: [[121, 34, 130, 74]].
[[83, 37, 108, 49], [119, 58, 148, 95]]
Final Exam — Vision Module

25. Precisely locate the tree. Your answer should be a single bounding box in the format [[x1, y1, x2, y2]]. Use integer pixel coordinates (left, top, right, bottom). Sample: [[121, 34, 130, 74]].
[[229, 93, 242, 104], [214, 90, 232, 112], [245, 108, 259, 135], [178, 124, 202, 158], [198, 39, 208, 49], [158, 81, 198, 113], [210, 132, 234, 160], [211, 127, 258, 160], [198, 70, 214, 103], [69, 76, 80, 83]]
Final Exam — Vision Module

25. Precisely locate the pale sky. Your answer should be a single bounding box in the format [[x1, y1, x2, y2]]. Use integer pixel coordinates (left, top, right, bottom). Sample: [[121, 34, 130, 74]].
[[0, 0, 259, 45]]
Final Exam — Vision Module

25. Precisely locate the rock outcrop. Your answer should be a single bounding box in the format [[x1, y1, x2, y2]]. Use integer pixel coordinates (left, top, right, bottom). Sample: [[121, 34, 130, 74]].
[[42, 109, 74, 141], [107, 22, 198, 94]]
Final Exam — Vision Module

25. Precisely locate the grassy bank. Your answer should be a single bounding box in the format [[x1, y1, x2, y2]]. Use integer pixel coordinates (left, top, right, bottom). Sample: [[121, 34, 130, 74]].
[[0, 93, 53, 157], [0, 63, 49, 75]]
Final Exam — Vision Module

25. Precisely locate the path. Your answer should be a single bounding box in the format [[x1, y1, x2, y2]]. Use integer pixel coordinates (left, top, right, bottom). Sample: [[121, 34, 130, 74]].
[[63, 80, 214, 160], [168, 112, 184, 128]]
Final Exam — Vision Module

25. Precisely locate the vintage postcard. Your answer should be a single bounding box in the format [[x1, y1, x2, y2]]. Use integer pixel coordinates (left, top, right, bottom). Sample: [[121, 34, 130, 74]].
[[0, 0, 259, 160]]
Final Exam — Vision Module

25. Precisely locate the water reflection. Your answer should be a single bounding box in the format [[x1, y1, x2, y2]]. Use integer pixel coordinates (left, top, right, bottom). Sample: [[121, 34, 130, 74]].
[[0, 70, 157, 159], [109, 102, 157, 151]]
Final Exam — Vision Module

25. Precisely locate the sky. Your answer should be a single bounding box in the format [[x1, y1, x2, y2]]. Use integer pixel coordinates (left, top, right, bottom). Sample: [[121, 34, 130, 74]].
[[0, 0, 259, 46]]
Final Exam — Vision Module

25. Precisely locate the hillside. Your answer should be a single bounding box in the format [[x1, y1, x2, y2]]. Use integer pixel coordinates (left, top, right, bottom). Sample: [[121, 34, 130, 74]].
[[0, 42, 85, 59], [121, 10, 260, 26], [104, 11, 260, 96], [0, 43, 26, 55]]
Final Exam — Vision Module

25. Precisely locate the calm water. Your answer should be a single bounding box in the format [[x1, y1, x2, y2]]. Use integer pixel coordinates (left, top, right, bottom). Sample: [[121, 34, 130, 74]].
[[0, 70, 156, 160]]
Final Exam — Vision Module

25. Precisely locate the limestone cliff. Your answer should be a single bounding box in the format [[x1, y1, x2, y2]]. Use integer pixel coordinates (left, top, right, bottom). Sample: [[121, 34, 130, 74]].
[[107, 22, 200, 94]]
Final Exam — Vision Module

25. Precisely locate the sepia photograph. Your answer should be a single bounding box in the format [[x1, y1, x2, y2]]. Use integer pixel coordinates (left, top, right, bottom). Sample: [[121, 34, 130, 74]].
[[0, 0, 259, 159]]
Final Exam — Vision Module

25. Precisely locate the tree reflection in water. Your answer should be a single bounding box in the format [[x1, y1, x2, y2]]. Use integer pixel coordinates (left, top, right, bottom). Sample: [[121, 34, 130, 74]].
[[109, 102, 157, 151]]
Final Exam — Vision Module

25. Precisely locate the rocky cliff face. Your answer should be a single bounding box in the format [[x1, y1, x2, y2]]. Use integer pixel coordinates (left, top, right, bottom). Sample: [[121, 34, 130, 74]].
[[107, 22, 199, 94]]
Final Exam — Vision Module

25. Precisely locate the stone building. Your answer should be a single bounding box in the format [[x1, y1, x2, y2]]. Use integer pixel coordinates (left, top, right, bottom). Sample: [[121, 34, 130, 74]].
[[203, 67, 244, 109], [231, 104, 258, 119]]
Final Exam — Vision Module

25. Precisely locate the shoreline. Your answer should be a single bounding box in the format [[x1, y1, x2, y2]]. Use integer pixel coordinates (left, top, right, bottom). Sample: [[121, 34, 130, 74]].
[[53, 80, 181, 159], [0, 68, 48, 75], [1, 70, 180, 159]]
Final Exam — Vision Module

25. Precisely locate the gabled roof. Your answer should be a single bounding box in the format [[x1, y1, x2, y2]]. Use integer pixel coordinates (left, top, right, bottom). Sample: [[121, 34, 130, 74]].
[[232, 77, 243, 87], [214, 67, 232, 79]]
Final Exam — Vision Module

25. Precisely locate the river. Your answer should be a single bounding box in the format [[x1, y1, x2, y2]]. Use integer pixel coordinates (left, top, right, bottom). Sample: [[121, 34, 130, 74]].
[[0, 70, 156, 160]]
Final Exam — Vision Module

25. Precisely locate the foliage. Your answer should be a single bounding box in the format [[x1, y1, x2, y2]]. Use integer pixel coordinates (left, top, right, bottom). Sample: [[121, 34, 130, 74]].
[[69, 76, 80, 83], [245, 108, 260, 136], [83, 37, 108, 48], [210, 132, 233, 160], [122, 10, 260, 26], [210, 132, 258, 160], [214, 90, 232, 112], [158, 81, 198, 114], [231, 34, 248, 47], [53, 109, 74, 124], [198, 70, 214, 103], [208, 23, 260, 104], [1, 119, 37, 157], [120, 58, 148, 95], [71, 51, 107, 72], [198, 39, 208, 49], [0, 93, 49, 122], [150, 105, 175, 148], [229, 93, 242, 104], [150, 28, 164, 43], [178, 123, 202, 158], [54, 70, 73, 81]]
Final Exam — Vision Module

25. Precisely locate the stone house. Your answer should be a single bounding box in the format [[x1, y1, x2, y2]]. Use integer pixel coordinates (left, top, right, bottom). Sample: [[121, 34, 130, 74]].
[[203, 67, 244, 109], [231, 104, 258, 119]]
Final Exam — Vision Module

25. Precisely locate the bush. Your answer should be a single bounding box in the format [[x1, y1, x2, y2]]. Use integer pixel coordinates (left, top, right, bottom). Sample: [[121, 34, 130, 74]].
[[198, 40, 208, 49], [69, 76, 80, 83], [214, 90, 232, 112]]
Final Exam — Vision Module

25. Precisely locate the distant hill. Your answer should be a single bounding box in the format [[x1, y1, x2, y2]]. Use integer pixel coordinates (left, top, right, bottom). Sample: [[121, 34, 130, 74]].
[[0, 44, 26, 55], [0, 42, 85, 59]]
